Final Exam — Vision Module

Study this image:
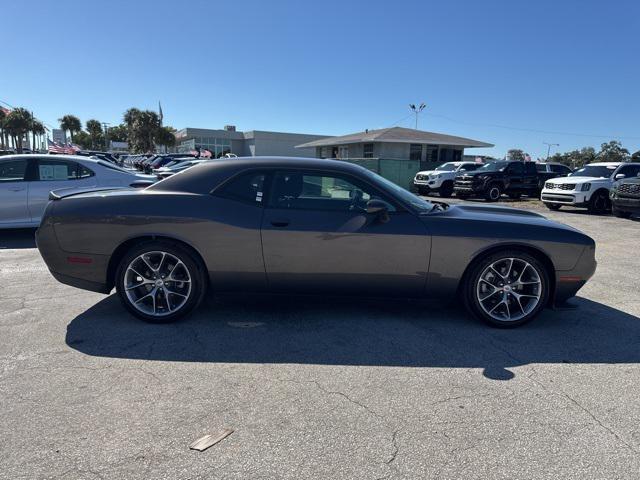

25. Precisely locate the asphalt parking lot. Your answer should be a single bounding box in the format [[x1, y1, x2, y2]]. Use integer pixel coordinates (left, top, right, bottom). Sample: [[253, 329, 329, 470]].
[[1, 199, 639, 479]]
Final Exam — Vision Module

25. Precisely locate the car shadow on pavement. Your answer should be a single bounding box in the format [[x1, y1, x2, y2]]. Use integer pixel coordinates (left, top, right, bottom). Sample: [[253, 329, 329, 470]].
[[0, 228, 37, 249], [66, 293, 640, 380]]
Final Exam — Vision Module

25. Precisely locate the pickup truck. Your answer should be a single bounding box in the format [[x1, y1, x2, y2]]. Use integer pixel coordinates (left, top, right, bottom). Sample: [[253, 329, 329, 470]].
[[413, 161, 482, 197], [454, 160, 540, 201]]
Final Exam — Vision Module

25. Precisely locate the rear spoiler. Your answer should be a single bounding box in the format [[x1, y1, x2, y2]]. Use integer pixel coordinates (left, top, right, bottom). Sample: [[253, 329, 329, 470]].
[[48, 186, 130, 201]]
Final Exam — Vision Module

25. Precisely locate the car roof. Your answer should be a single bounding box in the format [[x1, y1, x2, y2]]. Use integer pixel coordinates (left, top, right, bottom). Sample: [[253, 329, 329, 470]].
[[149, 156, 376, 194], [586, 162, 624, 166]]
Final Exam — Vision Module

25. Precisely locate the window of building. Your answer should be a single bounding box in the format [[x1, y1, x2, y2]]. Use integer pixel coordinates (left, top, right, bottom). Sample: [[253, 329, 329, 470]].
[[338, 146, 349, 159], [409, 144, 423, 161], [215, 172, 266, 205], [363, 143, 374, 158], [426, 145, 438, 163]]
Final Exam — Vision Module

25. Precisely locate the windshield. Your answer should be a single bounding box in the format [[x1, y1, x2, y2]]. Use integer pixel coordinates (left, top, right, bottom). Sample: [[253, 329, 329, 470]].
[[435, 163, 457, 172], [363, 169, 434, 212], [569, 165, 617, 178], [475, 161, 507, 172]]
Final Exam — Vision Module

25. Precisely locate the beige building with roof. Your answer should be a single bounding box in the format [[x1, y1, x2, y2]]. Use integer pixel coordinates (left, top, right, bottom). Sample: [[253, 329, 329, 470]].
[[296, 127, 493, 188]]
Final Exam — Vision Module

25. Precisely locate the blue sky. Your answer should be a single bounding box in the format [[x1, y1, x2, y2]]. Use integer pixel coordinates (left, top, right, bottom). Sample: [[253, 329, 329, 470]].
[[1, 0, 638, 158]]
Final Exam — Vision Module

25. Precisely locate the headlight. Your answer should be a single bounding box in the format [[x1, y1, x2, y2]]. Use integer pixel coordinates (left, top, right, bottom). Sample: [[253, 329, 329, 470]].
[[580, 183, 591, 191]]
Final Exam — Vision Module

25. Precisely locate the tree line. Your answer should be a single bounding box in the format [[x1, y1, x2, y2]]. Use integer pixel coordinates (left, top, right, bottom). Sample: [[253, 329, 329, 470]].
[[0, 107, 177, 154], [506, 141, 639, 168]]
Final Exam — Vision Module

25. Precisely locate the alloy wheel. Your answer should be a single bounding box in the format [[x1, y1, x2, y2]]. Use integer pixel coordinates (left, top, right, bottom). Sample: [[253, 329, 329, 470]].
[[476, 257, 542, 322], [123, 251, 192, 317]]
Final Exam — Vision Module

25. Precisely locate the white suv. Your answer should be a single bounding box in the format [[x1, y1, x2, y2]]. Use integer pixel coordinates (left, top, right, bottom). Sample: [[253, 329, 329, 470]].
[[541, 162, 640, 214], [414, 161, 482, 197]]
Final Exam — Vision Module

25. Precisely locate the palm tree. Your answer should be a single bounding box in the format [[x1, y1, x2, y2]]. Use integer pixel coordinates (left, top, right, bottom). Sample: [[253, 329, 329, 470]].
[[155, 126, 176, 153], [4, 108, 33, 153], [85, 119, 103, 149], [31, 119, 45, 152], [58, 114, 82, 142], [126, 109, 160, 153]]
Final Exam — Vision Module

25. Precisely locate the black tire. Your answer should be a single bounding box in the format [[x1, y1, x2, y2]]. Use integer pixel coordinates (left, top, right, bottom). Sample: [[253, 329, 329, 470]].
[[463, 250, 550, 328], [115, 240, 207, 323], [612, 207, 632, 219], [545, 203, 561, 211], [485, 184, 502, 202], [587, 190, 611, 214], [439, 181, 454, 198]]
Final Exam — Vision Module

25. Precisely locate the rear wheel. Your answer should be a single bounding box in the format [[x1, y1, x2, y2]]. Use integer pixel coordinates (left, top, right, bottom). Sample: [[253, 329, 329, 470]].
[[545, 203, 561, 211], [439, 181, 454, 198], [612, 206, 632, 219], [485, 184, 502, 202], [587, 190, 610, 214], [463, 250, 549, 327], [115, 241, 207, 323]]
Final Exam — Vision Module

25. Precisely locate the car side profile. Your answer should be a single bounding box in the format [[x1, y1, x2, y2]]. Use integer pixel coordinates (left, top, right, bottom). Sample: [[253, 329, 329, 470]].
[[0, 154, 155, 229], [37, 157, 596, 327]]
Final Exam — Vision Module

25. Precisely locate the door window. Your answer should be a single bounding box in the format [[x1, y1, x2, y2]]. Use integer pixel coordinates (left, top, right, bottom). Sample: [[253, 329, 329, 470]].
[[0, 160, 28, 182], [551, 164, 571, 174], [36, 159, 93, 181], [268, 171, 395, 212], [508, 162, 524, 174], [215, 171, 266, 205]]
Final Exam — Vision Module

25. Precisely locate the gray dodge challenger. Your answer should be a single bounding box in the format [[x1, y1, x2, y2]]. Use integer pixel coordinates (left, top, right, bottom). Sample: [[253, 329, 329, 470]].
[[36, 157, 597, 327]]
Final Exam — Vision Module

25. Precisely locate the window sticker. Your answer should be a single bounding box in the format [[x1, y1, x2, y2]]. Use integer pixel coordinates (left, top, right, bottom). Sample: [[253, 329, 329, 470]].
[[39, 164, 69, 180]]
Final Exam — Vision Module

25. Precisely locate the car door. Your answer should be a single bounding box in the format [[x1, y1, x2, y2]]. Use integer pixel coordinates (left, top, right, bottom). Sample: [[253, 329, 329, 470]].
[[523, 162, 539, 190], [0, 158, 32, 226], [506, 162, 524, 191], [28, 157, 97, 224], [260, 169, 431, 295]]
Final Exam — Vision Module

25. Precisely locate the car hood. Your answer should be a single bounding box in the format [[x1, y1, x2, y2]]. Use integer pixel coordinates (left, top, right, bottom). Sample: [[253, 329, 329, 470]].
[[549, 176, 609, 184], [416, 170, 438, 176], [431, 203, 586, 234]]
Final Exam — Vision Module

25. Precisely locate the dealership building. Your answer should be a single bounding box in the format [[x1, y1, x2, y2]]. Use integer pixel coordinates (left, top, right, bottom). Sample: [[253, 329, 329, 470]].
[[296, 127, 493, 188], [174, 126, 328, 158]]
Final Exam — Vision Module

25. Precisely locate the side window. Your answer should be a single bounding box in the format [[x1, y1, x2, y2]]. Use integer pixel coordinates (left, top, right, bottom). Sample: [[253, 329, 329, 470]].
[[268, 171, 396, 212], [78, 164, 95, 178], [535, 164, 547, 172], [465, 164, 481, 171], [618, 165, 640, 178], [551, 164, 570, 174], [508, 162, 524, 175], [524, 163, 537, 174], [216, 171, 266, 205], [37, 159, 80, 181], [0, 160, 28, 182]]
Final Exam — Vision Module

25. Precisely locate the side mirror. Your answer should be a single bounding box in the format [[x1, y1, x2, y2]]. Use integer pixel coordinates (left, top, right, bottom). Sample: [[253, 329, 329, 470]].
[[366, 199, 390, 223], [615, 173, 626, 180]]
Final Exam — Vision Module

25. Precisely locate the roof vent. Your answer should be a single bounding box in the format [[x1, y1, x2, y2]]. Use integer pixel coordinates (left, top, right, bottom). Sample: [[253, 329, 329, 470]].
[[224, 125, 236, 132]]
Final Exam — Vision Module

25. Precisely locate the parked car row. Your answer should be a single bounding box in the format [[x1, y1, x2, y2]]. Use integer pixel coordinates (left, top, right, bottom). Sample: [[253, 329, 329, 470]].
[[414, 160, 640, 218]]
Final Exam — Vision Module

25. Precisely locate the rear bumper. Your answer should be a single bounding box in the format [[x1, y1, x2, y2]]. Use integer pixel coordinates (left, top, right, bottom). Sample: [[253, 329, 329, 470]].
[[36, 218, 111, 294]]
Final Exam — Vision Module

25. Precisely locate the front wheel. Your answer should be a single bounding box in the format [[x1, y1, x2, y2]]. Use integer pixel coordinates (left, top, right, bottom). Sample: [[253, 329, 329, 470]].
[[463, 251, 549, 327], [587, 190, 610, 214], [115, 241, 207, 323], [485, 184, 502, 202], [439, 181, 454, 198]]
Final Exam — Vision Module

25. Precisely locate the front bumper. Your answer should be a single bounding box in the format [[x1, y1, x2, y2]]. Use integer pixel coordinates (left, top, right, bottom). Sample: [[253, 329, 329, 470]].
[[553, 243, 597, 305], [541, 190, 590, 207], [611, 195, 640, 212]]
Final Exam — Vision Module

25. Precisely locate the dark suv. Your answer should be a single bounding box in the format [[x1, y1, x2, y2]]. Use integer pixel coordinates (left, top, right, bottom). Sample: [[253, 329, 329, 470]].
[[610, 171, 640, 218], [454, 161, 539, 201]]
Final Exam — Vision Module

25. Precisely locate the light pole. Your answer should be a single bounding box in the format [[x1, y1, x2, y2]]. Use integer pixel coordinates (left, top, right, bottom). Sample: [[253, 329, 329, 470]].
[[102, 122, 110, 151], [409, 103, 426, 129], [543, 142, 559, 160]]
